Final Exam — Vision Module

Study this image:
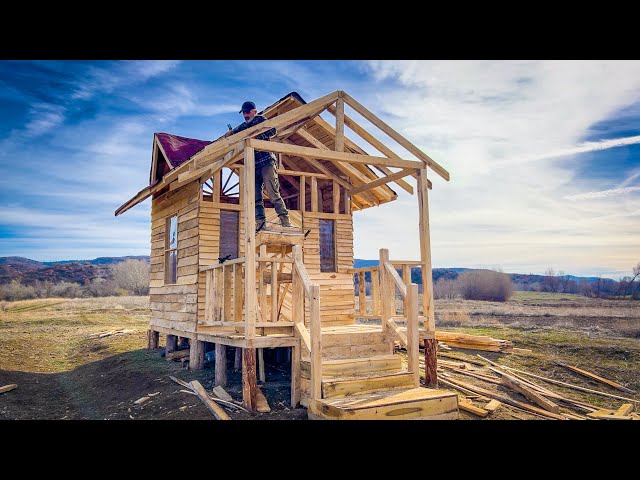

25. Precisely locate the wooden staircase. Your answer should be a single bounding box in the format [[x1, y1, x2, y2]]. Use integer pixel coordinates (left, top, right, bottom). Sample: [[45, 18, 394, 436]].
[[301, 326, 459, 420]]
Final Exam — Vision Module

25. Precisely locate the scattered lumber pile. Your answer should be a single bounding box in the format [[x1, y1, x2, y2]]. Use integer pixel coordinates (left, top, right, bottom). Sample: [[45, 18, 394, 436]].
[[169, 376, 248, 418], [166, 349, 190, 361], [427, 350, 639, 420], [435, 331, 514, 352]]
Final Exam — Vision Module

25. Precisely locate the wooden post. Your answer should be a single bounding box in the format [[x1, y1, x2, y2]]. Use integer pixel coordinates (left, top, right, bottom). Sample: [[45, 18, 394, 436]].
[[244, 146, 257, 339], [212, 170, 221, 202], [258, 244, 267, 332], [335, 96, 345, 153], [242, 347, 258, 411], [212, 267, 222, 322], [371, 269, 380, 316], [417, 168, 435, 331], [258, 348, 266, 383], [299, 176, 305, 212], [292, 246, 304, 325], [332, 180, 340, 214], [165, 334, 177, 355], [424, 338, 438, 387], [344, 189, 351, 215], [311, 176, 318, 212], [358, 272, 366, 314], [407, 284, 419, 387], [189, 340, 205, 370], [379, 249, 390, 335], [234, 347, 242, 369], [147, 330, 159, 349], [291, 344, 301, 407], [309, 284, 322, 401], [215, 343, 227, 386]]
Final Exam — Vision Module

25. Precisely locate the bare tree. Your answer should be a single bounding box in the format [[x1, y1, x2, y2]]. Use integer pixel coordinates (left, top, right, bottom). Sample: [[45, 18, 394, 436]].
[[623, 262, 640, 298], [456, 270, 513, 302], [84, 278, 116, 297], [111, 259, 150, 296], [542, 267, 561, 293], [434, 278, 459, 299]]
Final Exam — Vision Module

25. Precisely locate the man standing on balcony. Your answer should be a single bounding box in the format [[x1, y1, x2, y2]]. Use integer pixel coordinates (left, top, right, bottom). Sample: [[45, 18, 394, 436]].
[[225, 101, 292, 230]]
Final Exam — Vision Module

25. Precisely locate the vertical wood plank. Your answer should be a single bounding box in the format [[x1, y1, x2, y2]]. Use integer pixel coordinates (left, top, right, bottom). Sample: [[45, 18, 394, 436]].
[[424, 338, 438, 387], [299, 176, 305, 212], [205, 270, 213, 323], [309, 284, 322, 401], [234, 263, 243, 322], [417, 168, 435, 331], [402, 264, 410, 315], [258, 244, 267, 333], [242, 348, 257, 411], [212, 170, 221, 202], [407, 283, 419, 387], [223, 264, 232, 322], [234, 346, 242, 369], [344, 189, 351, 216], [379, 249, 390, 335], [332, 180, 340, 214], [165, 334, 177, 355], [244, 146, 256, 339], [215, 343, 227, 386], [271, 261, 278, 322], [358, 272, 366, 315], [291, 344, 301, 407], [335, 97, 345, 152], [292, 245, 304, 326], [371, 268, 380, 316], [213, 268, 223, 322], [311, 176, 318, 212]]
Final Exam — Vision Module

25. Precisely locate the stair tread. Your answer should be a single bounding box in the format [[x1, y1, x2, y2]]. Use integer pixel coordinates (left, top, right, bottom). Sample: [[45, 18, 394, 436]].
[[301, 354, 398, 366], [323, 371, 411, 384], [319, 387, 457, 411]]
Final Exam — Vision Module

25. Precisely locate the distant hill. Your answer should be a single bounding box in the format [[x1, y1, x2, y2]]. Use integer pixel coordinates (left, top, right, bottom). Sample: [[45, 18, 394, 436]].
[[0, 255, 612, 288], [354, 259, 608, 289], [0, 256, 150, 285]]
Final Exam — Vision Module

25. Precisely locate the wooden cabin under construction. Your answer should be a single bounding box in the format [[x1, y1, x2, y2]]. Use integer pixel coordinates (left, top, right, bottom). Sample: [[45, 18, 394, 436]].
[[115, 90, 458, 419]]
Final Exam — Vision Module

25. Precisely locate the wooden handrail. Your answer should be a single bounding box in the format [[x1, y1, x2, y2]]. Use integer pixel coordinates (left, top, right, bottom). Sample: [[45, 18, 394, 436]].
[[200, 256, 246, 271], [294, 257, 312, 298], [349, 265, 379, 274], [384, 261, 407, 298]]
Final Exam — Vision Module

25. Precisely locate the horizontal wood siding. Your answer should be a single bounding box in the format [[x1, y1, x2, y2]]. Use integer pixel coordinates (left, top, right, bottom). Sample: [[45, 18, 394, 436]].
[[149, 182, 200, 333]]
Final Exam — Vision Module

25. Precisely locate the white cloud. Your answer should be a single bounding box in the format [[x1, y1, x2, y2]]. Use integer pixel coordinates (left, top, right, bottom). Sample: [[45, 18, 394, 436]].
[[566, 186, 640, 200], [349, 60, 640, 278]]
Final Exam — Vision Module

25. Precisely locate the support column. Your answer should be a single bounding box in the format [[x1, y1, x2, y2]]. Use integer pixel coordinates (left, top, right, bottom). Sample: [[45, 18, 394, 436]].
[[242, 347, 258, 411], [258, 348, 266, 383], [244, 145, 256, 339], [215, 343, 227, 387], [423, 338, 438, 387], [234, 347, 242, 370], [189, 339, 205, 370], [165, 334, 177, 356], [147, 330, 159, 350]]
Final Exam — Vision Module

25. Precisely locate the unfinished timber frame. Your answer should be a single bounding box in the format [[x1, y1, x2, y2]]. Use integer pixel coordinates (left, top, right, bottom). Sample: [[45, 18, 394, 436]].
[[116, 90, 457, 419]]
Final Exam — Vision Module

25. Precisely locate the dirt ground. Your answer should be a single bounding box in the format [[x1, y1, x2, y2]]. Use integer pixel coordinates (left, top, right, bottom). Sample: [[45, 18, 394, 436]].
[[1, 293, 638, 421]]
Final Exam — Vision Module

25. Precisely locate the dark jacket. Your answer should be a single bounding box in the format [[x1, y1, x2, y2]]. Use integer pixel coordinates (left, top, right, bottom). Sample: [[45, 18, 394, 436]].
[[231, 115, 277, 169]]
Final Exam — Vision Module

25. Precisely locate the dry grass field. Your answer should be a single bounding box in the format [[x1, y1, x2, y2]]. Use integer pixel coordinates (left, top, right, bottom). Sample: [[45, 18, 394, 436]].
[[1, 292, 638, 420]]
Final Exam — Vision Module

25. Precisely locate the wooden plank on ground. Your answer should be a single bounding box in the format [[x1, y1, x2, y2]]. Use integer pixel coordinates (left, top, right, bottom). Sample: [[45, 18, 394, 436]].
[[497, 370, 560, 413], [556, 362, 636, 394], [190, 380, 231, 420], [212, 385, 233, 402], [0, 384, 17, 394], [616, 404, 634, 416], [256, 387, 271, 413], [458, 398, 489, 417], [485, 399, 501, 413]]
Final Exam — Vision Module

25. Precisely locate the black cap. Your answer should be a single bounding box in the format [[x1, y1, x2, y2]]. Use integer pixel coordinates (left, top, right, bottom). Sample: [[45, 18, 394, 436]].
[[239, 101, 256, 113]]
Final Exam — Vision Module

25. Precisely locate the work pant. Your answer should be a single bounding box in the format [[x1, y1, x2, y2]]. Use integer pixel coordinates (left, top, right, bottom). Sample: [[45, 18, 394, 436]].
[[255, 159, 289, 222]]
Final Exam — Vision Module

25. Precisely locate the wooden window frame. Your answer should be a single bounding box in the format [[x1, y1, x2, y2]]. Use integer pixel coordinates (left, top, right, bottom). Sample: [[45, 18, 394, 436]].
[[164, 214, 178, 285], [319, 218, 337, 273]]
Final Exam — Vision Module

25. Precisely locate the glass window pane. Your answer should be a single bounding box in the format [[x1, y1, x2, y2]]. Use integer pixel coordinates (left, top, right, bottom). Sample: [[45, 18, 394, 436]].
[[319, 219, 336, 272], [166, 250, 177, 284], [168, 216, 178, 249], [219, 210, 239, 260]]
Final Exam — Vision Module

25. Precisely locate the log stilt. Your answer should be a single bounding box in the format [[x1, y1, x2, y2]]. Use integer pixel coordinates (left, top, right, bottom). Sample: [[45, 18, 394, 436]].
[[258, 348, 266, 383], [423, 338, 438, 387], [234, 347, 242, 370], [242, 348, 258, 411], [147, 330, 159, 350], [165, 334, 177, 355], [189, 340, 205, 370], [215, 343, 227, 387]]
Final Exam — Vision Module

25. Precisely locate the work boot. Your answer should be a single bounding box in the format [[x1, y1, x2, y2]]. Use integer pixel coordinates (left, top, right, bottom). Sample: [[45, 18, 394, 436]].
[[279, 214, 292, 227], [256, 219, 266, 233]]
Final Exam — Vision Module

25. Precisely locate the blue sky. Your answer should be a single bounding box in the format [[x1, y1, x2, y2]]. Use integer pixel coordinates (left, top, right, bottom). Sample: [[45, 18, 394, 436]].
[[1, 60, 639, 280]]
